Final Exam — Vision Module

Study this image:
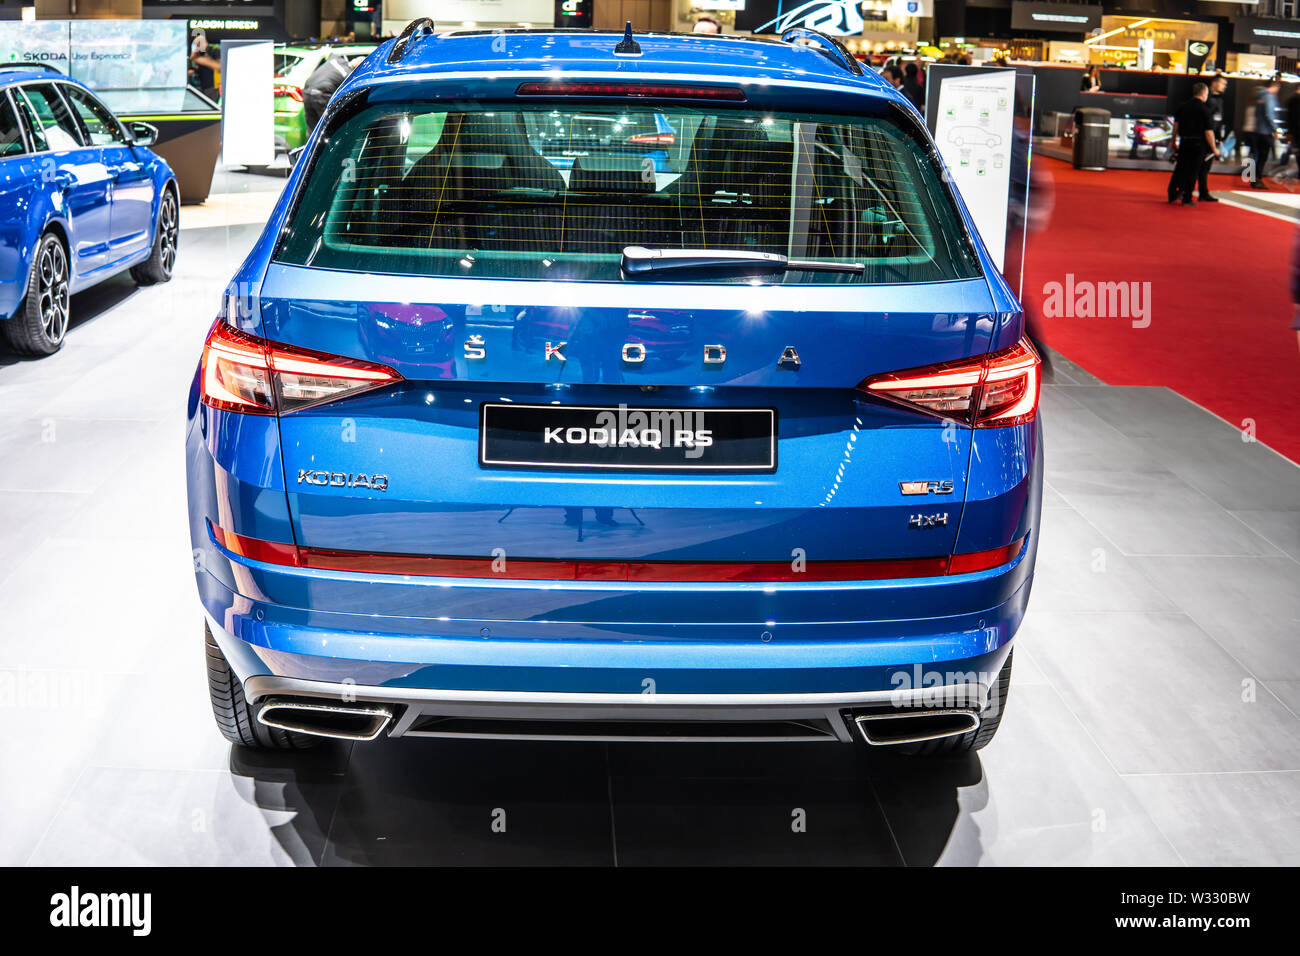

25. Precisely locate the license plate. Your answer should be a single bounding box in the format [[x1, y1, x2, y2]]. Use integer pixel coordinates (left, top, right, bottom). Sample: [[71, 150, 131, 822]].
[[479, 403, 776, 472]]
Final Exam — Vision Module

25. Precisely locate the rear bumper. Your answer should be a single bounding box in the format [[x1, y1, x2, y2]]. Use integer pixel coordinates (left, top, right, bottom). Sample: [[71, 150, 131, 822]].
[[241, 672, 993, 743], [199, 541, 1031, 700]]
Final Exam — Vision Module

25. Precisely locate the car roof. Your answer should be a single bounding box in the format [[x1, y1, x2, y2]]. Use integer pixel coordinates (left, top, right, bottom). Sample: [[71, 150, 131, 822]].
[[0, 70, 87, 90], [345, 29, 895, 99]]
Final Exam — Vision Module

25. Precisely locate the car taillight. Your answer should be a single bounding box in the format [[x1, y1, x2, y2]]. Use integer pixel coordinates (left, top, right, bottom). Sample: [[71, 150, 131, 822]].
[[516, 81, 745, 101], [274, 85, 304, 102], [976, 339, 1041, 425], [625, 132, 675, 147], [859, 338, 1041, 427], [201, 322, 275, 414], [200, 320, 402, 415]]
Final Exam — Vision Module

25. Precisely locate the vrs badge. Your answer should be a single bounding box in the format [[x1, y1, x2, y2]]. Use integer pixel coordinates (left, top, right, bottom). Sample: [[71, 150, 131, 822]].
[[899, 480, 955, 496]]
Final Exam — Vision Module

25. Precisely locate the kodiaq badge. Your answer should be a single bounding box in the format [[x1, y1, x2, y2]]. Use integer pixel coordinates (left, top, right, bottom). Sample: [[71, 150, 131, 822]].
[[297, 470, 389, 492], [900, 480, 955, 496], [778, 346, 801, 370], [908, 512, 948, 528]]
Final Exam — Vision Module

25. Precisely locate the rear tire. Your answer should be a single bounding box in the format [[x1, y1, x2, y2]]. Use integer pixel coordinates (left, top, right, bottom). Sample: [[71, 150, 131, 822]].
[[1, 232, 70, 357], [904, 651, 1013, 756], [205, 622, 318, 750], [130, 188, 178, 286]]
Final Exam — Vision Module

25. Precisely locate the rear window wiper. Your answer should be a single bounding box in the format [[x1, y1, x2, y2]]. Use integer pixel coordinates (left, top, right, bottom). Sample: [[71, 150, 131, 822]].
[[621, 246, 865, 279]]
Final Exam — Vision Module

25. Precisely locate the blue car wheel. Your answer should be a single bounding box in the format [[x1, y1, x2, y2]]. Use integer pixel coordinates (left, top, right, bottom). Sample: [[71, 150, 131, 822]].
[[205, 622, 321, 751], [1, 232, 70, 356], [130, 190, 179, 286]]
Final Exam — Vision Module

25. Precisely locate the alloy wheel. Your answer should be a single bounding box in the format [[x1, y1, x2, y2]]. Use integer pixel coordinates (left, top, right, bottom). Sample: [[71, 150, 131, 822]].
[[158, 194, 178, 277], [38, 240, 70, 346]]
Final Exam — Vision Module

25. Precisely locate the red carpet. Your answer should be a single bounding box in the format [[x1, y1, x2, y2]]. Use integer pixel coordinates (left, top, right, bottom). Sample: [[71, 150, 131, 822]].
[[1023, 157, 1300, 463]]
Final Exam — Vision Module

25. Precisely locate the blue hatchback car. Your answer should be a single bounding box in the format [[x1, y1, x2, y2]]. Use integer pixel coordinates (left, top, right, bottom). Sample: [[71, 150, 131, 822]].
[[190, 24, 1041, 755], [0, 69, 178, 356]]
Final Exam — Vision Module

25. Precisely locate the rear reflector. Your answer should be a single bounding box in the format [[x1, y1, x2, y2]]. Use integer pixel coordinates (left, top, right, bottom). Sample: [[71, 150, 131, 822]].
[[299, 550, 952, 582], [516, 81, 746, 101], [947, 537, 1028, 575], [200, 320, 402, 415], [209, 522, 301, 567], [859, 338, 1041, 428], [209, 520, 1026, 582]]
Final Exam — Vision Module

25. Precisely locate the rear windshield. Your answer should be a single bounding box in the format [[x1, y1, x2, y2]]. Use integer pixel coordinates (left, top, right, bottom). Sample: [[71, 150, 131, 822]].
[[274, 51, 306, 76], [275, 101, 982, 284]]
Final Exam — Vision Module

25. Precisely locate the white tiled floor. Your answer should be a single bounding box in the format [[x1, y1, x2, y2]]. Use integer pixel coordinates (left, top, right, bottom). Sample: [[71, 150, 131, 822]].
[[1, 174, 1298, 866]]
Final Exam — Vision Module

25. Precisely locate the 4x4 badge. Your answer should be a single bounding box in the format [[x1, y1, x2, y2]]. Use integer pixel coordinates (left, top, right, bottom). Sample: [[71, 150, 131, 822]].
[[908, 513, 949, 528]]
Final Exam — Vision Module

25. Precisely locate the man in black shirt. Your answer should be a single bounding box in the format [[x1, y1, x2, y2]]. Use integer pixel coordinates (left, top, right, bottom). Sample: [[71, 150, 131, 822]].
[[1196, 74, 1228, 202], [303, 54, 355, 133], [902, 62, 925, 113], [1167, 82, 1215, 205], [1288, 88, 1300, 180]]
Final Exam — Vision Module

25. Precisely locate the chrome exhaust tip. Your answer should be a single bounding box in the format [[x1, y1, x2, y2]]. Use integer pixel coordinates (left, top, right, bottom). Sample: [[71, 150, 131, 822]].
[[853, 708, 980, 746], [257, 699, 394, 742]]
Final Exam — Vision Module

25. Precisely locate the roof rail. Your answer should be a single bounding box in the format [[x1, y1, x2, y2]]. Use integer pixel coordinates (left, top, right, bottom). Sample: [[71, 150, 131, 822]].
[[4, 61, 64, 74], [388, 17, 437, 64], [779, 28, 864, 77]]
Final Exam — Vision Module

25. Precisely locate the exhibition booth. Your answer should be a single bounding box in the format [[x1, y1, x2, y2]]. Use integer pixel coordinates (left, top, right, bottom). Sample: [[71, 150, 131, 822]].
[[914, 10, 1297, 172], [0, 19, 221, 201]]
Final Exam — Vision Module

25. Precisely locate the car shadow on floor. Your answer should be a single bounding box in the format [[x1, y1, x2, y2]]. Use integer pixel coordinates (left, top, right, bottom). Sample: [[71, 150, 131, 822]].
[[0, 275, 138, 367], [229, 737, 986, 866]]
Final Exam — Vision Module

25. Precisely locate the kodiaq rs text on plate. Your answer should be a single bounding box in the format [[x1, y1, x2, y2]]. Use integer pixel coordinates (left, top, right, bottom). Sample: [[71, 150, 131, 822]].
[[0, 69, 178, 356], [189, 23, 1041, 755]]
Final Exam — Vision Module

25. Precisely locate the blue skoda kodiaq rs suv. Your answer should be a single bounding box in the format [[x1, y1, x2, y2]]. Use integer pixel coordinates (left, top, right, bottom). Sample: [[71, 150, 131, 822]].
[[188, 23, 1041, 755]]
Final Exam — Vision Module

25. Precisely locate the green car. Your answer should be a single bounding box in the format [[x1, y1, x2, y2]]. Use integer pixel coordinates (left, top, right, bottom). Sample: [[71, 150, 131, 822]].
[[273, 43, 376, 152]]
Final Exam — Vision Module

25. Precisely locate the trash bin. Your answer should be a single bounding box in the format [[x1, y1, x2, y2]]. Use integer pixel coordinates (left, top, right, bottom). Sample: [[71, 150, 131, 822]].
[[1072, 107, 1111, 171]]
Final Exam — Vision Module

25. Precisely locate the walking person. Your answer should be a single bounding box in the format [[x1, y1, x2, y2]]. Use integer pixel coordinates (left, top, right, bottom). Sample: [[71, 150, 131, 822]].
[[1248, 78, 1282, 190], [1196, 74, 1229, 202], [902, 62, 925, 113], [188, 29, 220, 101], [1167, 82, 1215, 206], [1288, 87, 1300, 181], [302, 54, 355, 133], [1293, 223, 1300, 354]]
